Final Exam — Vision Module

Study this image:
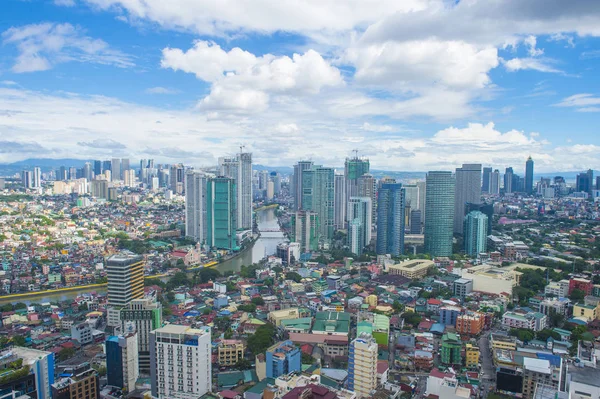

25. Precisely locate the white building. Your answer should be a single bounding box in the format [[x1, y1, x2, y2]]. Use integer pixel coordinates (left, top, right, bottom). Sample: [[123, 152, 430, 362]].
[[567, 367, 600, 399], [71, 322, 93, 345], [348, 333, 378, 398], [185, 171, 208, 243], [544, 280, 569, 298], [10, 347, 54, 399], [219, 152, 252, 230], [120, 299, 162, 373], [150, 325, 212, 399], [502, 311, 547, 332]]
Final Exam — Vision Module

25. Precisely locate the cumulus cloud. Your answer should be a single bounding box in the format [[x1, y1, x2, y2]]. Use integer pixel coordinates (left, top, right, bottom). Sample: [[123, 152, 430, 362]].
[[503, 57, 562, 73], [2, 22, 134, 73]]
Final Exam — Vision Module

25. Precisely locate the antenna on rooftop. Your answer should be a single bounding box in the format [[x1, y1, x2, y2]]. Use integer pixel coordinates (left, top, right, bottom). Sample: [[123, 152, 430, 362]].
[[353, 149, 359, 159], [239, 145, 245, 154]]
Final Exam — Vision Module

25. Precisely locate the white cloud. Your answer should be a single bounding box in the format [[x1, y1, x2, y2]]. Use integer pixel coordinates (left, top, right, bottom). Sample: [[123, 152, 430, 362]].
[[54, 0, 76, 6], [554, 94, 600, 112], [2, 22, 134, 73], [524, 35, 544, 56], [362, 123, 393, 132], [503, 57, 562, 73], [144, 87, 180, 94]]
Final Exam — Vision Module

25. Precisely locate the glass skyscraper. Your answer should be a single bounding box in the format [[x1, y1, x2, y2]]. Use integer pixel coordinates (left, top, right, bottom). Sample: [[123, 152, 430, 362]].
[[464, 210, 488, 256], [424, 171, 455, 257], [301, 166, 335, 240], [525, 156, 534, 194], [206, 177, 237, 250], [376, 183, 405, 256]]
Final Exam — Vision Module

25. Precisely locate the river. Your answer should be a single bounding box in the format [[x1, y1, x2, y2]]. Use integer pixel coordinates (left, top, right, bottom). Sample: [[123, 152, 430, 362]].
[[0, 207, 286, 305]]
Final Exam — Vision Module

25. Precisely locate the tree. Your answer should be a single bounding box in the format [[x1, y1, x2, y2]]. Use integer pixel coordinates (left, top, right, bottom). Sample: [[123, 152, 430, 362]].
[[14, 303, 27, 310], [58, 347, 76, 361], [214, 317, 231, 331], [198, 268, 221, 283], [536, 329, 560, 342], [509, 328, 534, 343], [234, 358, 252, 370], [570, 289, 585, 302], [237, 304, 257, 313], [272, 266, 283, 274], [402, 311, 421, 326], [286, 272, 302, 283], [166, 292, 176, 303], [11, 335, 26, 347], [251, 297, 265, 306], [301, 352, 315, 364], [247, 324, 277, 356]]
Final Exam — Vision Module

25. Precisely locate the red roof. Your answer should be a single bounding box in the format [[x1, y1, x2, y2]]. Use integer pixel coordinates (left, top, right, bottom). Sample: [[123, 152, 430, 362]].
[[377, 360, 389, 374], [219, 389, 240, 399], [429, 368, 454, 379], [427, 299, 441, 305]]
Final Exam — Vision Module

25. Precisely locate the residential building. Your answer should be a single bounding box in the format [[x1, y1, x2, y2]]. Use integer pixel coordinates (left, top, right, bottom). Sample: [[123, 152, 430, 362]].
[[269, 308, 301, 327], [567, 368, 600, 399], [348, 333, 378, 398], [265, 340, 301, 378], [219, 152, 252, 229], [490, 334, 517, 351], [120, 299, 162, 374], [51, 363, 99, 399], [424, 171, 455, 257], [522, 358, 560, 399], [185, 171, 208, 243], [3, 347, 54, 399], [71, 322, 93, 345], [206, 177, 237, 250], [453, 164, 482, 235], [376, 183, 405, 256], [291, 161, 314, 211], [569, 278, 593, 296], [502, 312, 547, 332], [290, 211, 319, 253], [388, 260, 434, 280], [463, 211, 488, 257], [347, 197, 372, 256], [573, 303, 598, 322], [106, 253, 144, 327], [169, 163, 185, 195], [301, 165, 335, 240], [440, 333, 462, 366], [545, 280, 569, 298], [465, 344, 480, 369], [218, 340, 245, 367], [539, 298, 570, 317], [150, 325, 212, 399], [344, 157, 370, 224], [333, 173, 345, 230], [453, 278, 473, 298], [439, 306, 461, 326], [455, 312, 485, 336], [106, 328, 139, 392]]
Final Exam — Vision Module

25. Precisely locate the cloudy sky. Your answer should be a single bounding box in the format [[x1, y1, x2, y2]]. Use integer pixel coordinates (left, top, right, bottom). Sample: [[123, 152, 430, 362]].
[[1, 0, 600, 172]]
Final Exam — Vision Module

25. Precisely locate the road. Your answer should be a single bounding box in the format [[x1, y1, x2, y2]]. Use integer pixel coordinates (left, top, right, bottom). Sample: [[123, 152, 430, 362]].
[[478, 332, 497, 397]]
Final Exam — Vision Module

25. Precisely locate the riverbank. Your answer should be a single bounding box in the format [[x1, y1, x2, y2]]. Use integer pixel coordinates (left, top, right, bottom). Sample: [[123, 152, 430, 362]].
[[0, 283, 108, 302], [254, 203, 278, 212]]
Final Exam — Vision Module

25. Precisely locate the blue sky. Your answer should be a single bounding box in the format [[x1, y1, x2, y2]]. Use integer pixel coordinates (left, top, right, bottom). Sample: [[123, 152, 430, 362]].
[[1, 0, 600, 172]]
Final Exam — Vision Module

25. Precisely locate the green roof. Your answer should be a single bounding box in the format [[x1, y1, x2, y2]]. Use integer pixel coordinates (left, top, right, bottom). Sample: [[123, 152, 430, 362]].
[[244, 378, 276, 394], [313, 312, 350, 334]]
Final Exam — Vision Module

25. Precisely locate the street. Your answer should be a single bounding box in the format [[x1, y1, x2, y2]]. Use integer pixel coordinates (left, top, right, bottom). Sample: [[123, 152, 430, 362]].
[[478, 332, 497, 397]]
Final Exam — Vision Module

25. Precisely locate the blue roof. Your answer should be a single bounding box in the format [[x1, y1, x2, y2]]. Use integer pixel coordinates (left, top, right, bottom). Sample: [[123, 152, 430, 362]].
[[184, 310, 200, 317], [537, 353, 561, 367], [567, 318, 588, 325], [106, 336, 119, 343], [430, 323, 446, 334]]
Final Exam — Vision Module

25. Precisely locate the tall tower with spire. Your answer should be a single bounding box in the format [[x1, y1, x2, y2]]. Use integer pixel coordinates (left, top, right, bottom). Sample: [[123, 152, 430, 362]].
[[525, 156, 534, 195]]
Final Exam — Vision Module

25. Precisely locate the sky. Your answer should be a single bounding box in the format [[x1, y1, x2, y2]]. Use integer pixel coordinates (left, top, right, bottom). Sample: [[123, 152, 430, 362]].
[[1, 0, 600, 173]]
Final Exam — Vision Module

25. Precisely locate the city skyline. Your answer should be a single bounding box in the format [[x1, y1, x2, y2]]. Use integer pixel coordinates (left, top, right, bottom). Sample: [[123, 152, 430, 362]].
[[1, 1, 600, 172]]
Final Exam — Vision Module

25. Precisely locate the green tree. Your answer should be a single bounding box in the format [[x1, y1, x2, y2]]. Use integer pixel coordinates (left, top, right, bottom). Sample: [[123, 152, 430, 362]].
[[570, 289, 585, 302], [301, 352, 315, 364], [247, 324, 277, 356], [166, 292, 176, 303], [58, 347, 76, 361], [14, 303, 27, 310], [285, 272, 302, 283], [237, 303, 257, 313], [251, 297, 265, 306], [536, 329, 561, 342], [234, 358, 252, 370], [11, 335, 26, 347], [197, 268, 221, 283]]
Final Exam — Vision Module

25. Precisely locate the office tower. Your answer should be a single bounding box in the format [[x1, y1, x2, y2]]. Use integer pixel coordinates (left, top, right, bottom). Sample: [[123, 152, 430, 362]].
[[51, 363, 99, 399], [266, 181, 274, 200], [301, 166, 335, 240], [58, 166, 67, 181], [490, 169, 500, 195], [424, 171, 455, 257], [121, 158, 130, 179], [151, 177, 159, 190], [348, 333, 378, 398], [597, 176, 600, 190], [81, 163, 91, 181], [465, 202, 493, 236], [417, 181, 426, 223], [90, 180, 109, 199], [219, 153, 252, 229], [258, 170, 269, 191], [93, 160, 102, 176], [123, 169, 136, 187], [206, 177, 237, 250], [106, 326, 139, 392], [106, 253, 144, 327], [504, 167, 514, 193], [376, 183, 405, 256], [270, 171, 281, 195], [0, 178, 4, 190], [265, 340, 301, 378], [464, 211, 488, 257], [334, 173, 346, 230], [358, 173, 377, 224], [291, 211, 319, 253], [576, 169, 594, 196], [6, 347, 55, 399], [454, 164, 481, 235], [111, 158, 121, 181], [22, 170, 33, 188], [68, 167, 77, 180], [482, 167, 492, 193], [120, 299, 162, 374], [33, 166, 42, 188], [102, 160, 112, 173], [140, 159, 147, 170], [347, 197, 372, 255], [344, 157, 370, 222], [150, 325, 212, 399], [292, 161, 314, 210], [185, 171, 208, 243], [410, 210, 422, 234], [525, 156, 534, 194], [169, 163, 185, 195], [522, 358, 560, 399], [403, 184, 419, 210]]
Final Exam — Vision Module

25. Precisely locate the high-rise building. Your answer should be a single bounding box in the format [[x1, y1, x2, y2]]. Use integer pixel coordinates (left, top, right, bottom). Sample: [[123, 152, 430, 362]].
[[291, 211, 319, 253], [123, 169, 136, 187], [525, 156, 534, 194], [51, 363, 99, 399], [345, 157, 370, 222], [68, 167, 77, 180], [576, 169, 594, 196], [417, 181, 426, 224], [90, 180, 109, 199], [490, 169, 500, 195], [22, 170, 33, 188], [265, 340, 301, 379], [333, 173, 346, 230], [440, 333, 462, 366], [357, 174, 377, 224], [106, 253, 144, 327], [376, 183, 405, 257], [120, 299, 162, 374], [169, 164, 185, 195], [82, 163, 92, 182], [5, 347, 55, 399], [348, 333, 378, 398], [347, 197, 372, 255], [219, 153, 252, 229], [522, 358, 560, 399], [454, 164, 481, 235], [424, 171, 455, 257], [464, 211, 488, 257], [150, 325, 212, 399], [33, 167, 42, 188], [465, 202, 493, 236], [102, 160, 112, 174], [410, 210, 422, 234], [185, 171, 207, 244], [58, 166, 67, 181], [597, 176, 600, 190], [121, 158, 130, 179], [93, 160, 102, 176], [111, 158, 121, 181], [482, 167, 492, 193], [106, 326, 139, 392], [301, 166, 335, 240], [504, 167, 514, 193], [206, 177, 237, 250], [403, 184, 420, 210], [292, 161, 314, 210]]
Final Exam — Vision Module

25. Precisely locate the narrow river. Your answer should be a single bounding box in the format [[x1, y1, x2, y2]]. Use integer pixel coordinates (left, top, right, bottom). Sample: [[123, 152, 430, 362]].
[[0, 207, 286, 305]]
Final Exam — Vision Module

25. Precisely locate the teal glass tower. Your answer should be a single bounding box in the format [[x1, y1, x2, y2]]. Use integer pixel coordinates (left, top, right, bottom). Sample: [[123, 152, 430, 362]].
[[464, 210, 488, 256], [206, 177, 237, 250], [424, 171, 455, 257], [376, 183, 405, 256]]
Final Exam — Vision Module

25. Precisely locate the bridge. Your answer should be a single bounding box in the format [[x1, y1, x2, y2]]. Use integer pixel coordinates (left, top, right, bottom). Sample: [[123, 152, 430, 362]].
[[259, 228, 282, 232]]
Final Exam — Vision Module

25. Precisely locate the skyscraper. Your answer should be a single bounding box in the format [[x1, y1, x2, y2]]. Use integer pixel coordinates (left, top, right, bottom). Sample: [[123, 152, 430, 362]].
[[525, 156, 534, 194], [333, 173, 346, 230], [344, 157, 370, 222], [22, 170, 33, 188], [169, 163, 184, 195], [111, 158, 121, 181], [301, 166, 335, 240], [357, 173, 377, 224], [292, 161, 314, 210], [106, 326, 139, 392], [504, 167, 514, 193], [490, 169, 500, 195], [417, 181, 426, 224], [410, 210, 422, 234], [576, 169, 594, 196], [424, 171, 455, 257], [219, 153, 252, 229], [185, 171, 207, 243], [453, 164, 482, 235], [348, 333, 378, 398], [482, 167, 492, 193], [376, 183, 405, 256], [120, 299, 162, 374], [206, 177, 237, 250], [150, 325, 212, 399], [464, 211, 488, 257], [121, 158, 130, 179], [106, 253, 145, 327], [33, 166, 42, 188], [347, 197, 372, 255], [291, 211, 319, 253], [93, 160, 102, 177]]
